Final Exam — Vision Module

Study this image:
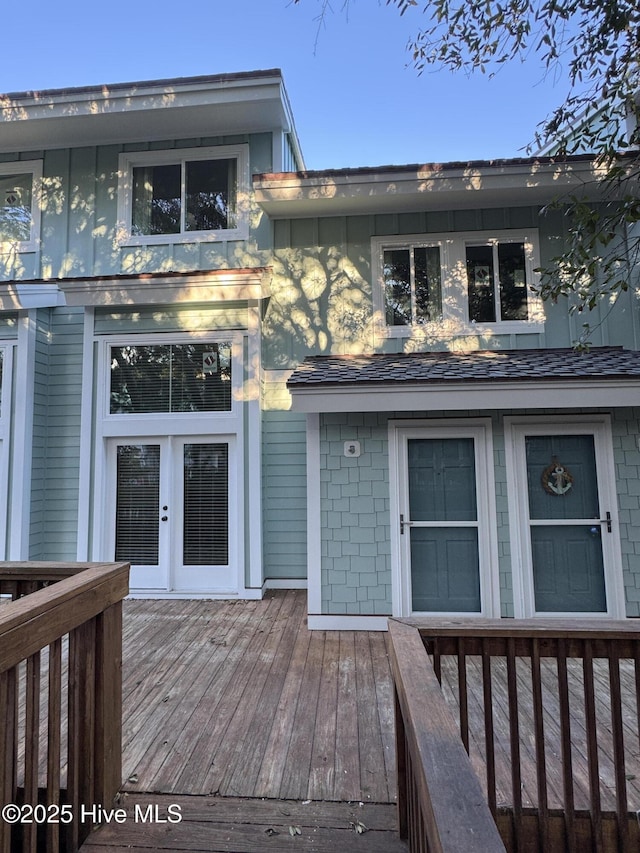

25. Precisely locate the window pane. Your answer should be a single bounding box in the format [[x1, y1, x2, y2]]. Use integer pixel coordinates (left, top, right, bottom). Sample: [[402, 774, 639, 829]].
[[132, 164, 181, 235], [110, 343, 232, 414], [183, 443, 228, 565], [499, 242, 528, 320], [186, 159, 236, 231], [467, 245, 496, 323], [0, 173, 32, 242], [383, 248, 412, 325], [115, 445, 160, 565], [414, 246, 442, 322]]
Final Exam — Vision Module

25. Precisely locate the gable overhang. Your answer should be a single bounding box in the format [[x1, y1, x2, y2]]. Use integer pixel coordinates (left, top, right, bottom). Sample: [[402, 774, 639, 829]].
[[0, 70, 300, 153], [289, 379, 640, 413], [254, 156, 625, 217]]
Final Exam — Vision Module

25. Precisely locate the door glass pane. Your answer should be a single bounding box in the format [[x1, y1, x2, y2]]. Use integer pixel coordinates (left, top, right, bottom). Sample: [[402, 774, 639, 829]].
[[410, 527, 480, 612], [531, 525, 607, 612], [526, 435, 599, 519], [183, 443, 228, 566], [115, 445, 160, 564], [408, 438, 476, 522]]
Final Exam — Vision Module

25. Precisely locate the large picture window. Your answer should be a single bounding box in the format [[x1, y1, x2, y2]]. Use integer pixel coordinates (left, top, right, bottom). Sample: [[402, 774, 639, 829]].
[[0, 161, 42, 251], [109, 342, 232, 414], [117, 145, 248, 244], [373, 229, 541, 336]]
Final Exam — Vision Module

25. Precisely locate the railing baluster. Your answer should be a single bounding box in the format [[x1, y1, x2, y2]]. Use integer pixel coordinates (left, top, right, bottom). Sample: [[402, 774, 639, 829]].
[[457, 638, 469, 754], [482, 638, 497, 819], [556, 637, 576, 852], [608, 641, 630, 851], [506, 637, 522, 853], [0, 667, 17, 853], [46, 638, 62, 853], [531, 638, 549, 851], [583, 640, 604, 852], [23, 652, 41, 853]]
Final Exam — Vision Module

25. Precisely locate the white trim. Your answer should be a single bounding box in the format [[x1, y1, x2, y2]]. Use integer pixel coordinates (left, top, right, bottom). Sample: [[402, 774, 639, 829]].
[[247, 304, 263, 589], [0, 159, 43, 254], [504, 414, 625, 618], [306, 413, 322, 615], [263, 578, 307, 590], [308, 615, 389, 631], [10, 315, 36, 558], [389, 418, 500, 618], [58, 268, 270, 307], [76, 308, 94, 560], [290, 379, 640, 414], [116, 144, 250, 245], [0, 344, 14, 559]]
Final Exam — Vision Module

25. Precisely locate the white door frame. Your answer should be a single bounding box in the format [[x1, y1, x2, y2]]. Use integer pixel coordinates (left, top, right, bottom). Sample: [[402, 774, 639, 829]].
[[504, 415, 625, 618], [389, 418, 500, 617]]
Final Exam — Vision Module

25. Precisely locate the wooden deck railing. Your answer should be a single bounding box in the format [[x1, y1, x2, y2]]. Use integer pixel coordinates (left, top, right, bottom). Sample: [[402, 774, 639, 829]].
[[388, 619, 506, 853], [390, 617, 640, 853], [0, 562, 130, 853]]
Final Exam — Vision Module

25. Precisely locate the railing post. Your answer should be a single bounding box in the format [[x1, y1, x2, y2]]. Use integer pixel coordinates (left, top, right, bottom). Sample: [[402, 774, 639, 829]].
[[394, 687, 408, 840], [94, 601, 123, 809]]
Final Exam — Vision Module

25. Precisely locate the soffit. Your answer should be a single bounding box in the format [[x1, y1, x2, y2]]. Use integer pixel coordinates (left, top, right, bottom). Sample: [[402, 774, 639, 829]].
[[253, 156, 626, 216], [0, 71, 294, 153]]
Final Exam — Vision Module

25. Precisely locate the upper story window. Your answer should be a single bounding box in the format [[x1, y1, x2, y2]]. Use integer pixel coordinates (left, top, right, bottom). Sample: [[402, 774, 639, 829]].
[[117, 145, 249, 246], [109, 342, 232, 414], [373, 230, 542, 337], [0, 161, 42, 252]]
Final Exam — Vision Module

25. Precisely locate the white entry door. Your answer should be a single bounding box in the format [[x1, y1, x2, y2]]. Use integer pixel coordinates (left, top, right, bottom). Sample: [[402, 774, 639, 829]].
[[107, 436, 236, 594], [506, 417, 623, 617]]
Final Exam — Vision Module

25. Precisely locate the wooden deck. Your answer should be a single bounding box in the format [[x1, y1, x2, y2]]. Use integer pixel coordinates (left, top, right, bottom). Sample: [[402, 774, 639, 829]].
[[67, 591, 640, 850], [80, 589, 404, 851]]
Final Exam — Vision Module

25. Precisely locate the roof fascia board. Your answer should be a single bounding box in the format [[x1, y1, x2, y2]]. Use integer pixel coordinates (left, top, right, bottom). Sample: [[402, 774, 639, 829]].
[[289, 380, 640, 413], [253, 159, 618, 216]]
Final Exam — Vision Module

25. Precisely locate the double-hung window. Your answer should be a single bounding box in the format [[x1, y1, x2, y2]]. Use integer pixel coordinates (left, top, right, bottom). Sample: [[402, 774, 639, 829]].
[[374, 230, 541, 336], [0, 161, 42, 252], [117, 145, 249, 245]]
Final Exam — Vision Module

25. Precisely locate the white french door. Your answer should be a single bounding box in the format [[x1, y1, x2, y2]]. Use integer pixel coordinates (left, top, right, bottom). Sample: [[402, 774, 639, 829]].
[[106, 436, 236, 593]]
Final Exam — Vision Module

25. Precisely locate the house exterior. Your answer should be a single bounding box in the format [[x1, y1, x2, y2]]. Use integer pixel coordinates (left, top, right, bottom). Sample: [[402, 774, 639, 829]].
[[1, 70, 639, 629]]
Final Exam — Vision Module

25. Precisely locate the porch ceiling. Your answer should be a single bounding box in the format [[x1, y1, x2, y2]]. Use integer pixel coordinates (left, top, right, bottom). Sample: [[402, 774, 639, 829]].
[[287, 347, 640, 412]]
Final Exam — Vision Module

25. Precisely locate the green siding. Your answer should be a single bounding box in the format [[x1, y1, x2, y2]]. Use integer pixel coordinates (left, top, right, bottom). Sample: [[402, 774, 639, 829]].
[[29, 310, 52, 558], [40, 308, 84, 560], [94, 304, 249, 335], [262, 411, 307, 580]]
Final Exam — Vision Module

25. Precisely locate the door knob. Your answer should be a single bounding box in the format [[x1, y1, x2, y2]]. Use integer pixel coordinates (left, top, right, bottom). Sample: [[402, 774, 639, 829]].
[[161, 516, 168, 522]]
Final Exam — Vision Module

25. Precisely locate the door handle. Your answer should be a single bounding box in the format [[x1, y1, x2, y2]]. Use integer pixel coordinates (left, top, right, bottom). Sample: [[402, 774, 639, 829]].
[[601, 511, 612, 533], [400, 514, 413, 535]]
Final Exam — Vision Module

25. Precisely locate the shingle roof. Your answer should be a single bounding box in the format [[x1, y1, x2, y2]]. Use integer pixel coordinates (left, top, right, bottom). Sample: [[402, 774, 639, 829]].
[[287, 347, 640, 389]]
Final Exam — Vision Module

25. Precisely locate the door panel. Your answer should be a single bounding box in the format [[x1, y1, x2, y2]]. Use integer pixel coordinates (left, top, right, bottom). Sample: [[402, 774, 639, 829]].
[[525, 434, 607, 613], [407, 436, 482, 613]]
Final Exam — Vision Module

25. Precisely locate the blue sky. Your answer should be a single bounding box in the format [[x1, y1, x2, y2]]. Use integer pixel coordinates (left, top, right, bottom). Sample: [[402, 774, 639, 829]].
[[4, 0, 570, 170]]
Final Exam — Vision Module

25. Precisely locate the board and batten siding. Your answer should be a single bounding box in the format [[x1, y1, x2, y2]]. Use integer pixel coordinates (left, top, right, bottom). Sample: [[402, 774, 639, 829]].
[[0, 134, 274, 284], [28, 309, 52, 559]]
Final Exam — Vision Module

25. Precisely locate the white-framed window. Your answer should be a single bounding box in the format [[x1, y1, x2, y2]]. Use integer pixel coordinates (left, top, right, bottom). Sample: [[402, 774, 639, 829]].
[[0, 160, 42, 252], [116, 145, 249, 245], [372, 229, 543, 337], [100, 333, 241, 424]]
